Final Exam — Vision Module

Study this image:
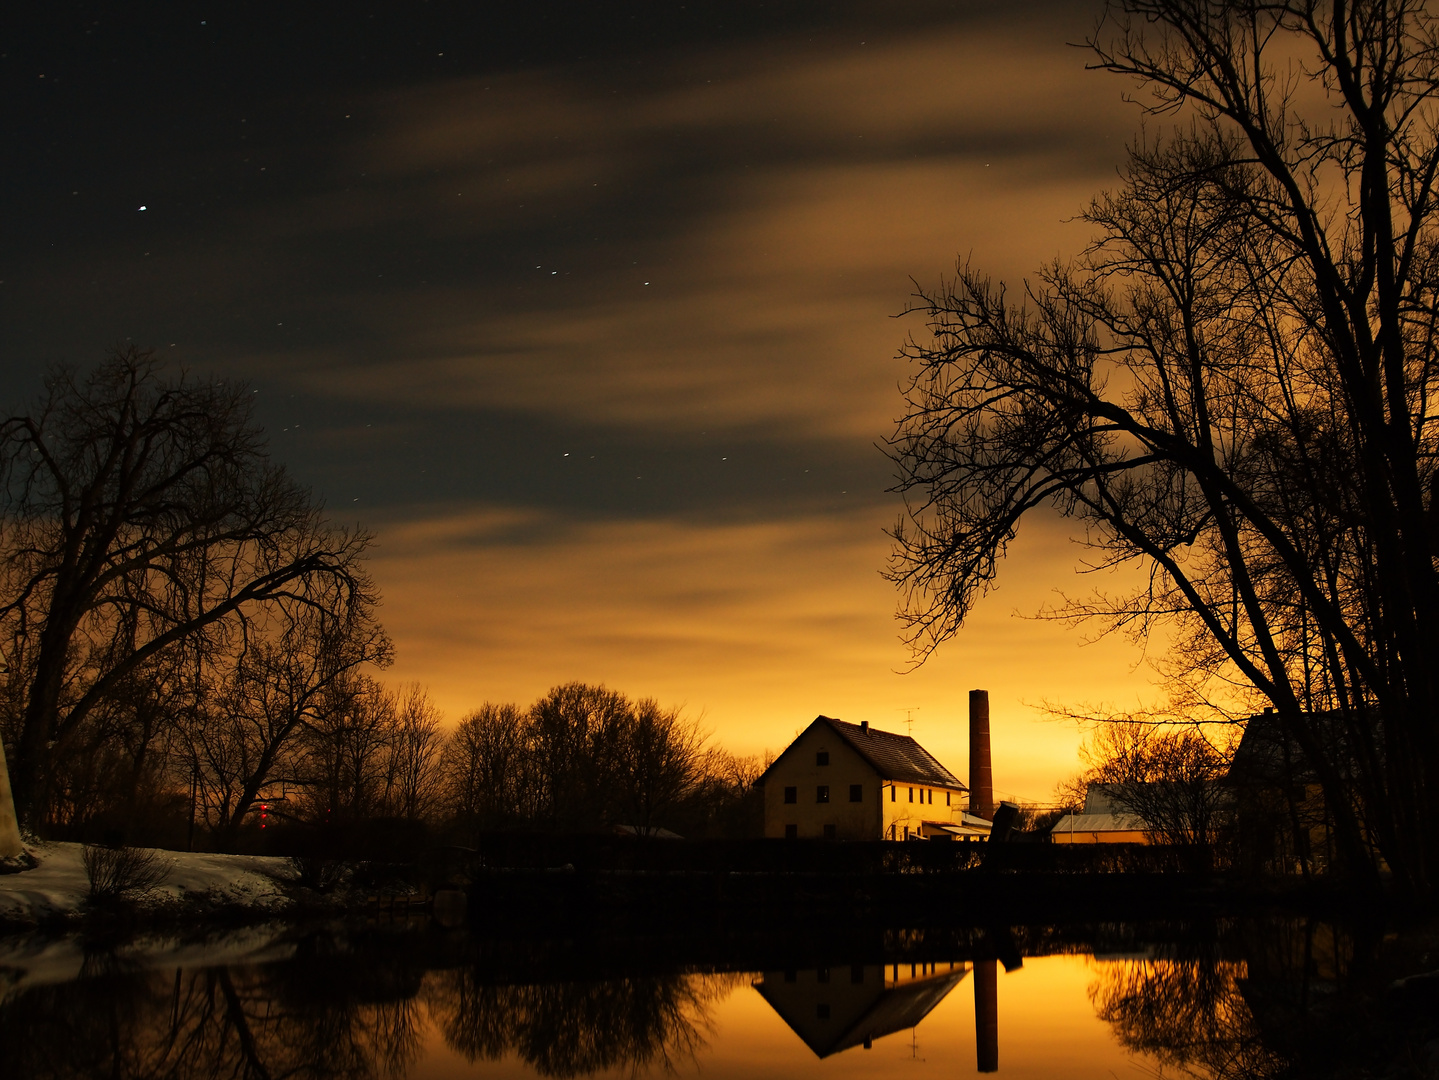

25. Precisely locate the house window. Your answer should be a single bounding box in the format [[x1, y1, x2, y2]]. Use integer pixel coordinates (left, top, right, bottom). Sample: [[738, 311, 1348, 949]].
[[903, 825, 910, 840], [928, 789, 934, 804], [816, 750, 829, 765], [784, 824, 797, 839], [946, 792, 951, 806], [909, 787, 914, 802], [890, 785, 896, 802], [849, 784, 863, 802], [823, 824, 836, 840], [816, 785, 830, 803], [783, 785, 797, 804]]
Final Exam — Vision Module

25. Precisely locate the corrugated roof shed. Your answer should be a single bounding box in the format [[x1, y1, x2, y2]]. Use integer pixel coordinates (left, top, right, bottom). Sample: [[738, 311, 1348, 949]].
[[1049, 812, 1149, 835], [756, 716, 967, 791]]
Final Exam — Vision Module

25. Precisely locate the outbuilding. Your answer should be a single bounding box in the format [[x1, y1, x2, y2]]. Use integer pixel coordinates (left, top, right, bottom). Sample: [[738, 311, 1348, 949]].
[[1049, 784, 1153, 844]]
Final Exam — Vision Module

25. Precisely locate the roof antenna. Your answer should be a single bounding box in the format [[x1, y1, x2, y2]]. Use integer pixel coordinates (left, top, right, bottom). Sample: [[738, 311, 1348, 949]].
[[897, 706, 919, 736]]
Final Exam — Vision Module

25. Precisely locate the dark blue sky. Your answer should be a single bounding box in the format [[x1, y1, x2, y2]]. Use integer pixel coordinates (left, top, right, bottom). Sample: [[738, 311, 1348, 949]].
[[0, 0, 1146, 795]]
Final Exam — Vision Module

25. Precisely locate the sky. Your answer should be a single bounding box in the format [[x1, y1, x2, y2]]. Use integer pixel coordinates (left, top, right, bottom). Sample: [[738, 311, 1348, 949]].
[[4, 1, 1166, 802]]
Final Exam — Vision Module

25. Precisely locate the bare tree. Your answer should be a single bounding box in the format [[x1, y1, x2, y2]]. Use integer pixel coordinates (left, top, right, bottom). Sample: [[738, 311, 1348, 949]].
[[185, 590, 390, 847], [444, 701, 534, 831], [287, 671, 395, 828], [527, 682, 633, 830], [888, 0, 1439, 895], [1065, 720, 1234, 863], [0, 347, 382, 831], [380, 683, 446, 822], [612, 698, 706, 835], [40, 654, 189, 839], [443, 685, 711, 836], [674, 748, 770, 838]]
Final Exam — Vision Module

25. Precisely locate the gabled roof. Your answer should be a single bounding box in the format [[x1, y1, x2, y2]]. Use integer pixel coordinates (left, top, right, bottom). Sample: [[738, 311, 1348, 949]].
[[754, 967, 967, 1059], [1227, 708, 1369, 787], [755, 716, 967, 791]]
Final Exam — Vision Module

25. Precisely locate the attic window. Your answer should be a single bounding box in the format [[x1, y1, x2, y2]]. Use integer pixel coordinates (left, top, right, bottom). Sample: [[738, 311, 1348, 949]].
[[946, 792, 951, 806], [816, 751, 829, 766]]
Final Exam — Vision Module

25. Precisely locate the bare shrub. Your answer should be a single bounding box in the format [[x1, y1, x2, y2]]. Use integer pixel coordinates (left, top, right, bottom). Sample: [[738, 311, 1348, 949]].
[[288, 854, 348, 893], [82, 843, 168, 901]]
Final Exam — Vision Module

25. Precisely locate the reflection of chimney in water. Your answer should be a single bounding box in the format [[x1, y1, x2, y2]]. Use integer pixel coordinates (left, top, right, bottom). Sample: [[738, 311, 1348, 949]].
[[975, 958, 998, 1072], [969, 689, 994, 820]]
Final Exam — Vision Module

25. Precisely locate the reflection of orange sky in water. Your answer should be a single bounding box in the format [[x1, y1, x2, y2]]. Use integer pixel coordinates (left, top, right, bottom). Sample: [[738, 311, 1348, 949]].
[[345, 12, 1167, 803], [410, 956, 1161, 1079]]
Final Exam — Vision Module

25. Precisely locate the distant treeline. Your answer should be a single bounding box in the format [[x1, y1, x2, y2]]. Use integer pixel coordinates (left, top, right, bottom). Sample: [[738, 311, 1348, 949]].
[[0, 350, 764, 851]]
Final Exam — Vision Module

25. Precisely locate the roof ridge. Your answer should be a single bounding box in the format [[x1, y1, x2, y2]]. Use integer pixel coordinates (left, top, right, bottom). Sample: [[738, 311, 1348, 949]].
[[820, 716, 965, 790], [752, 715, 966, 791], [825, 716, 915, 743]]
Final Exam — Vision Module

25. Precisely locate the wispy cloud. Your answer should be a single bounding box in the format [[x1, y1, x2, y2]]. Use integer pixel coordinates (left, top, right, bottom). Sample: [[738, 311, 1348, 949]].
[[369, 502, 1153, 799]]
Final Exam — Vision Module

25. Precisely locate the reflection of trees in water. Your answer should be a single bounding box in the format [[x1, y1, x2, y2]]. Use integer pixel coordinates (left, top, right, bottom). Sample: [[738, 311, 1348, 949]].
[[423, 970, 742, 1078], [1089, 956, 1284, 1080], [1, 947, 740, 1080], [0, 962, 424, 1080]]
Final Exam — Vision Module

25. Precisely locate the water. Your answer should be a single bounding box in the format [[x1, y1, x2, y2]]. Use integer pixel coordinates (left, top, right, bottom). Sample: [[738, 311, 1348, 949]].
[[0, 917, 1413, 1079]]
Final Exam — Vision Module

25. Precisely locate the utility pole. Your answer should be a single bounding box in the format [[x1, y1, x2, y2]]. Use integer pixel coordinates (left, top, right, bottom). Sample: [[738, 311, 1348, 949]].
[[0, 739, 21, 858], [0, 641, 23, 857]]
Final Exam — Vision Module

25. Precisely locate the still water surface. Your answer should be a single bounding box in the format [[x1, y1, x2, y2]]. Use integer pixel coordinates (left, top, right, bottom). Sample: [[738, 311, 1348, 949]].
[[415, 955, 1175, 1079], [2, 920, 1343, 1079]]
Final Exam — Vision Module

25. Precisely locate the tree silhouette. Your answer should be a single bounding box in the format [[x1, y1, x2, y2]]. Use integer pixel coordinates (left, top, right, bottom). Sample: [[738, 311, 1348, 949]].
[[0, 348, 381, 831], [889, 0, 1439, 895]]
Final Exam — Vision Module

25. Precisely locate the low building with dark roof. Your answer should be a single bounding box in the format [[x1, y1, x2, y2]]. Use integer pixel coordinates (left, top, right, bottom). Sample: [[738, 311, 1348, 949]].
[[753, 716, 981, 840]]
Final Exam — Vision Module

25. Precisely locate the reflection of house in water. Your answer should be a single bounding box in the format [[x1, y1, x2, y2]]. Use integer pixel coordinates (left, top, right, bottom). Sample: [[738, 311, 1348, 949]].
[[753, 962, 968, 1058]]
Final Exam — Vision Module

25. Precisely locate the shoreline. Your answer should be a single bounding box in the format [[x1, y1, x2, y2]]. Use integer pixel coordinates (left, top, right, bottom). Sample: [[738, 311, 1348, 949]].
[[0, 838, 1391, 942]]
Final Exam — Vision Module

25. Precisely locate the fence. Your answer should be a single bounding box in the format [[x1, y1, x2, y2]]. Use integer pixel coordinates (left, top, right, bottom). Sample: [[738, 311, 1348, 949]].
[[462, 833, 1202, 876]]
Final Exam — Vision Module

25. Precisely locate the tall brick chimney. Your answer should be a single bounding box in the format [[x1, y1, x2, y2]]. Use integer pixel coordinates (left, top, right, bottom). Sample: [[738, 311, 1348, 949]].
[[969, 689, 994, 820]]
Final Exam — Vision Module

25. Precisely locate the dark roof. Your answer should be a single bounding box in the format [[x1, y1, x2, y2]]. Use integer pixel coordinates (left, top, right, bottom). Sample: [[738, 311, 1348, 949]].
[[1227, 708, 1369, 787], [754, 968, 967, 1059], [756, 716, 967, 791]]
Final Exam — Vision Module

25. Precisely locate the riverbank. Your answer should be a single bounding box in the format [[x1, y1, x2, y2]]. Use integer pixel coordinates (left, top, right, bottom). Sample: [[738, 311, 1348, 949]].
[[0, 836, 1387, 937], [0, 842, 300, 931]]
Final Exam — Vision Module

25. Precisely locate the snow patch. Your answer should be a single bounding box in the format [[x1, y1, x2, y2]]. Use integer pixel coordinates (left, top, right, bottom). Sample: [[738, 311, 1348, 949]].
[[0, 842, 296, 925]]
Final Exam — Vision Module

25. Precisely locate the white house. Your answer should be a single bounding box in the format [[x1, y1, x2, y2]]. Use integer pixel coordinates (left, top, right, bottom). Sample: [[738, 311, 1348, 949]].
[[754, 716, 990, 840]]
